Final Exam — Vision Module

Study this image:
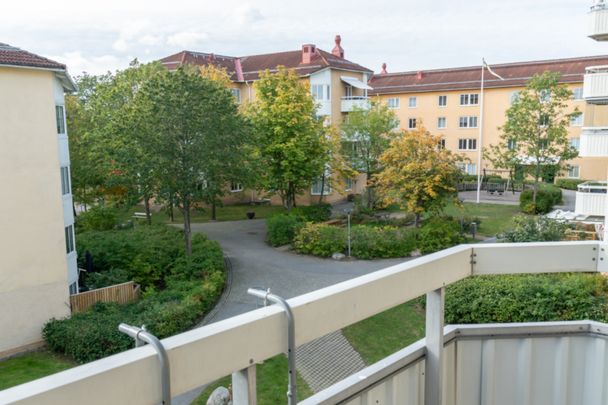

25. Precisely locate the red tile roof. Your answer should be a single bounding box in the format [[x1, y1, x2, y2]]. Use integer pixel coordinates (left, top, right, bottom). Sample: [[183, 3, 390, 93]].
[[369, 55, 608, 95], [0, 43, 66, 70], [160, 47, 372, 82]]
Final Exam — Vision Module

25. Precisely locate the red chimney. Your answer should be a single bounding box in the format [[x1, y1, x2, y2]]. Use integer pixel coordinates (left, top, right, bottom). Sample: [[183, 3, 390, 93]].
[[380, 63, 387, 75], [332, 35, 344, 59], [416, 71, 424, 80], [301, 44, 316, 64]]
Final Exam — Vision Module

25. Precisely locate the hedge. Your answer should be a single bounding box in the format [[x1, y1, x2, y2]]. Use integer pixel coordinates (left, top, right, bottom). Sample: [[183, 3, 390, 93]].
[[500, 215, 571, 242], [266, 214, 303, 246], [445, 274, 608, 324], [555, 178, 587, 190], [76, 205, 118, 232], [418, 218, 466, 254], [292, 203, 332, 223], [43, 228, 225, 363], [520, 184, 562, 214]]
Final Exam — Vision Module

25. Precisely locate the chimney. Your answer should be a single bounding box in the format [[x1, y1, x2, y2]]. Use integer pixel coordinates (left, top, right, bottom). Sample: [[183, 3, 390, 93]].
[[416, 70, 424, 80], [301, 44, 316, 64], [380, 63, 387, 75], [332, 35, 344, 58], [235, 58, 244, 82], [207, 53, 216, 63]]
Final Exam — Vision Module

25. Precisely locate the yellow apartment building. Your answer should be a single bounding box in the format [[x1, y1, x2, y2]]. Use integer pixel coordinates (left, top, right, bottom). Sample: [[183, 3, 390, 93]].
[[369, 55, 608, 182], [160, 35, 372, 205], [0, 43, 77, 357]]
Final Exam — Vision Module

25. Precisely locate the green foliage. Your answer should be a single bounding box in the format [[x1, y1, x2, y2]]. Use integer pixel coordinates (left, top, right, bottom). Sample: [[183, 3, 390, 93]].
[[266, 214, 304, 246], [555, 178, 586, 190], [294, 223, 346, 257], [84, 268, 130, 290], [445, 274, 608, 324], [292, 203, 332, 222], [0, 351, 75, 391], [501, 215, 571, 242], [418, 218, 466, 254], [519, 184, 562, 214], [76, 205, 118, 232]]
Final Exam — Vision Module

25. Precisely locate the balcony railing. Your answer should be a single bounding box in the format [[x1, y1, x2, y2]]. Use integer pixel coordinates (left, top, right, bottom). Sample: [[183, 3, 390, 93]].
[[584, 66, 608, 104], [580, 126, 608, 157], [576, 181, 607, 216], [341, 96, 370, 112], [590, 1, 608, 41], [0, 242, 607, 405]]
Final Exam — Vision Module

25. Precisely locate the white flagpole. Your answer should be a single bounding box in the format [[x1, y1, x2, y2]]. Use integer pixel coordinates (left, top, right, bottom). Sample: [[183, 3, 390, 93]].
[[476, 59, 485, 204]]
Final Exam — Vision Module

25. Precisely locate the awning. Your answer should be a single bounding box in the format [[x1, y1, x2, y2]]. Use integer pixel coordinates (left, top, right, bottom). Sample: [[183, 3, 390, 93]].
[[341, 76, 373, 90]]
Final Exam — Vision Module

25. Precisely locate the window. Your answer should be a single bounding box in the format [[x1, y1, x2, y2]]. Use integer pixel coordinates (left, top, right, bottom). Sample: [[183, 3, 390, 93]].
[[438, 139, 446, 149], [69, 282, 78, 295], [56, 105, 66, 134], [345, 85, 353, 98], [311, 84, 324, 101], [408, 118, 417, 129], [539, 114, 550, 127], [344, 177, 353, 191], [230, 181, 243, 192], [387, 97, 400, 109], [568, 165, 580, 179], [231, 88, 241, 104], [438, 95, 447, 107], [60, 166, 71, 195], [459, 93, 479, 106], [570, 114, 583, 127], [408, 97, 417, 108], [65, 225, 75, 254], [540, 89, 551, 102], [509, 91, 520, 105], [570, 137, 580, 151], [437, 117, 446, 129], [507, 139, 517, 150], [458, 138, 477, 150], [311, 178, 331, 195], [457, 162, 477, 175], [572, 87, 584, 100], [459, 116, 478, 128]]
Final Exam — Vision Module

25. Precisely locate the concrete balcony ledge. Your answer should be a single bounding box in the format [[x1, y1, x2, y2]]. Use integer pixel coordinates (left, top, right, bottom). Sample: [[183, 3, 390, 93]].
[[341, 96, 370, 112], [584, 66, 608, 104], [590, 3, 608, 41], [580, 126, 608, 157]]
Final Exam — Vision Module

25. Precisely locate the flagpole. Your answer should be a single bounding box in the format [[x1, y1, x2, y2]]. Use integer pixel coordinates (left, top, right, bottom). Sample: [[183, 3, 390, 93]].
[[476, 59, 485, 204]]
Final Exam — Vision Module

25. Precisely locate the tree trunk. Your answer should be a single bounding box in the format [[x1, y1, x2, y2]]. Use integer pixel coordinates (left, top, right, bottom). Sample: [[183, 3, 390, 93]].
[[169, 197, 174, 222], [144, 197, 152, 225], [533, 164, 541, 204], [414, 213, 421, 228], [182, 201, 192, 256], [319, 174, 326, 204], [211, 201, 217, 221]]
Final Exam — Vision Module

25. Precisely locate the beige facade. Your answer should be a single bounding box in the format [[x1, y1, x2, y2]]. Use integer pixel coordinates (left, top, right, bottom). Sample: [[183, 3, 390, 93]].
[[0, 64, 74, 357]]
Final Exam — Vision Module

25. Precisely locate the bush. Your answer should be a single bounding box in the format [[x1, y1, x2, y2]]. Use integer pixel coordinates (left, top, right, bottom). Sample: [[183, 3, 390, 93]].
[[500, 215, 571, 242], [76, 205, 118, 232], [351, 226, 417, 259], [292, 203, 332, 222], [445, 274, 608, 324], [266, 214, 303, 246], [418, 218, 466, 254], [84, 268, 130, 290], [293, 223, 346, 257], [555, 178, 586, 190], [520, 184, 562, 214]]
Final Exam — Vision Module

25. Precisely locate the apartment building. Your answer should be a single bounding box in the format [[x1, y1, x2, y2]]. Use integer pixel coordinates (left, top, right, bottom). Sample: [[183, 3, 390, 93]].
[[160, 35, 372, 205], [0, 43, 77, 357], [369, 55, 608, 183]]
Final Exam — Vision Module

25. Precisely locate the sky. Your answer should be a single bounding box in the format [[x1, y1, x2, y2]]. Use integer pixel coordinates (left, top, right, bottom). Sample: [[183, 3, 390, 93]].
[[2, 0, 606, 77]]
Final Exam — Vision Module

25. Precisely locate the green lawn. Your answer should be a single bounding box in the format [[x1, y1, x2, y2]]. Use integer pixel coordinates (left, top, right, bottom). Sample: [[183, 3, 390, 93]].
[[342, 300, 425, 365], [0, 350, 75, 390], [442, 202, 520, 237], [194, 354, 312, 404]]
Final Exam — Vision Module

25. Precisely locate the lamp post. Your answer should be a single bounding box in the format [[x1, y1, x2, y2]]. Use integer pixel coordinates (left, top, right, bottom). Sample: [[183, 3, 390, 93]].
[[344, 208, 352, 257]]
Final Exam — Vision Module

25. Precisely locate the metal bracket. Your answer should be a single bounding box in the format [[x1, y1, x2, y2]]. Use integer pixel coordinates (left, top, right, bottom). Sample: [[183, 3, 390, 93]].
[[119, 323, 171, 405], [248, 288, 296, 405]]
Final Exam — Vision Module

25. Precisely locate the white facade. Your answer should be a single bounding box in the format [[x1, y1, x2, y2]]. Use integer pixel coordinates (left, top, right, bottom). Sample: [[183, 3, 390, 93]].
[[309, 69, 332, 116], [580, 127, 608, 156]]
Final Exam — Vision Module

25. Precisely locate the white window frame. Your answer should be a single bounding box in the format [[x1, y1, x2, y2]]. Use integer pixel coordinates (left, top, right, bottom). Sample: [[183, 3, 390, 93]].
[[65, 225, 75, 254], [570, 114, 583, 127], [387, 97, 400, 109], [459, 116, 478, 128], [344, 177, 353, 192], [230, 181, 243, 192], [438, 139, 446, 149], [456, 162, 477, 175], [408, 96, 417, 108], [230, 88, 241, 104], [507, 139, 517, 150], [459, 93, 479, 106], [438, 95, 447, 107], [56, 105, 66, 134], [437, 117, 447, 129], [311, 177, 332, 195], [572, 87, 584, 100], [570, 137, 580, 151], [458, 138, 477, 150], [311, 84, 324, 101], [509, 91, 520, 105], [61, 166, 71, 195], [567, 165, 580, 179], [408, 118, 417, 129]]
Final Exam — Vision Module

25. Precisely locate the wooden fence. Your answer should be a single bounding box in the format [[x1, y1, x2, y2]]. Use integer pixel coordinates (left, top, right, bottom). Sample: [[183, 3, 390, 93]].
[[70, 281, 141, 313]]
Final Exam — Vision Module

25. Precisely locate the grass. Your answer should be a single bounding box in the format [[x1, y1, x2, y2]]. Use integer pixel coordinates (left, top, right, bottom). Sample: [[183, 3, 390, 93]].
[[442, 202, 521, 237], [194, 354, 313, 404], [342, 300, 425, 365], [0, 350, 75, 390]]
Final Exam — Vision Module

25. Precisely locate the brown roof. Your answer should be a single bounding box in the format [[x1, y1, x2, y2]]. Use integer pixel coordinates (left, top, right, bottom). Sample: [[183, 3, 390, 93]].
[[160, 47, 372, 82], [369, 55, 608, 95], [0, 43, 66, 70]]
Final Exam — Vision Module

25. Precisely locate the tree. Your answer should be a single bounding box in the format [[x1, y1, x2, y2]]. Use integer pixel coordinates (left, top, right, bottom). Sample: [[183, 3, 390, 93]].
[[375, 127, 463, 226], [341, 100, 399, 209], [317, 125, 359, 203], [135, 66, 248, 255], [486, 71, 580, 204], [248, 67, 329, 210]]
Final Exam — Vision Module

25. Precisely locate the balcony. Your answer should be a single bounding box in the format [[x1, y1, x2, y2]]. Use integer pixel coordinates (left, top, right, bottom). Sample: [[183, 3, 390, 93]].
[[575, 181, 607, 216], [1, 242, 608, 405], [580, 126, 608, 156], [583, 66, 608, 104], [590, 1, 608, 41], [341, 96, 370, 112]]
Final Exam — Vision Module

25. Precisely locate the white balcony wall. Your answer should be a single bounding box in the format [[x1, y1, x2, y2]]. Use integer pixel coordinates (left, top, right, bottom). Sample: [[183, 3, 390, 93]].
[[590, 7, 608, 41], [584, 68, 608, 104], [575, 191, 606, 216], [341, 97, 370, 112], [310, 70, 331, 116], [581, 127, 608, 157]]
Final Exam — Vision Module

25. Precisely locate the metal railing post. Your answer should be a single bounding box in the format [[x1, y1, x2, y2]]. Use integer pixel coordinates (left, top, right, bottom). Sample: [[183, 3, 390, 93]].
[[232, 364, 257, 405], [119, 324, 171, 405], [248, 288, 296, 405], [425, 288, 444, 405]]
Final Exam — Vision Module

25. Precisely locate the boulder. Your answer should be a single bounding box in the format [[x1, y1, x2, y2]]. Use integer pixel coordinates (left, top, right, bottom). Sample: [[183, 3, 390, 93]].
[[332, 252, 346, 260], [206, 386, 232, 405]]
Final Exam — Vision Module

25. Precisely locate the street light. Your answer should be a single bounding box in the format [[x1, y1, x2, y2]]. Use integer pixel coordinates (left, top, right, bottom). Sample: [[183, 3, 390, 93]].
[[344, 208, 352, 257]]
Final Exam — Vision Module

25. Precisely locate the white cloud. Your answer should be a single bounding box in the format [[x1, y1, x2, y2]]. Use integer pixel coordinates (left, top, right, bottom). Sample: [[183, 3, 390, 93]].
[[112, 38, 129, 52], [236, 5, 264, 24], [51, 51, 125, 75], [166, 31, 209, 49]]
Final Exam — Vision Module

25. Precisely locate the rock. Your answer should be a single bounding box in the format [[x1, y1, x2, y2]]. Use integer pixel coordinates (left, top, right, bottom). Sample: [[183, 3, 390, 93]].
[[332, 252, 346, 260], [206, 387, 232, 405], [410, 249, 422, 257]]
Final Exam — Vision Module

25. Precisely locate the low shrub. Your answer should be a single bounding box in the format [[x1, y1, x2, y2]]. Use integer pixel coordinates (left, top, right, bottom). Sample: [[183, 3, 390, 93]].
[[84, 268, 130, 290], [555, 178, 587, 190], [293, 223, 346, 257], [292, 203, 332, 223], [520, 184, 562, 214], [351, 226, 417, 259], [445, 274, 608, 324], [500, 215, 571, 242], [76, 205, 118, 232], [418, 218, 466, 254], [266, 214, 303, 246]]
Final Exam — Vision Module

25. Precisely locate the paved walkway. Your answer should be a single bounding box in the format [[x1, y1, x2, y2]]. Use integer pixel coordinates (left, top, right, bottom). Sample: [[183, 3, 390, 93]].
[[459, 189, 576, 211]]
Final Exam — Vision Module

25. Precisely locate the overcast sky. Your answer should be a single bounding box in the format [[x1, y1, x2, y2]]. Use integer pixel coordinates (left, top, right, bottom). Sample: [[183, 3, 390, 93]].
[[2, 0, 606, 77]]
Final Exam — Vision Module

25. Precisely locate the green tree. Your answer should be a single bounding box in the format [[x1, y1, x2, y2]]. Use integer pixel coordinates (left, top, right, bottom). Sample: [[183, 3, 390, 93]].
[[486, 71, 580, 204], [341, 100, 399, 209], [248, 67, 329, 210], [375, 127, 463, 226], [135, 66, 248, 255]]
